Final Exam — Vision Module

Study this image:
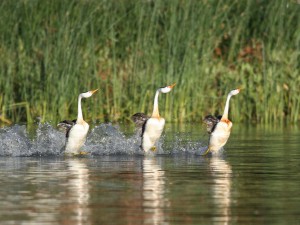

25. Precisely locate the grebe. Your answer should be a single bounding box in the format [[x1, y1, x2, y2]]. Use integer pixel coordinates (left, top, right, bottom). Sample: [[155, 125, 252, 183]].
[[131, 84, 175, 153], [58, 89, 98, 155], [203, 89, 240, 155]]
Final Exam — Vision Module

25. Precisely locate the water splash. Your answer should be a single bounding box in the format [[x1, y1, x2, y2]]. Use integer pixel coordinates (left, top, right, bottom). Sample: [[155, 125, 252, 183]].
[[166, 132, 209, 155], [0, 123, 213, 157], [85, 123, 142, 155], [30, 123, 65, 156], [0, 125, 31, 156], [0, 123, 65, 156]]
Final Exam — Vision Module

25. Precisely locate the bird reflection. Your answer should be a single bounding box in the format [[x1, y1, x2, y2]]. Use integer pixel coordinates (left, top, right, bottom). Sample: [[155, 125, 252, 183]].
[[143, 157, 169, 225], [67, 158, 90, 225], [209, 157, 232, 225]]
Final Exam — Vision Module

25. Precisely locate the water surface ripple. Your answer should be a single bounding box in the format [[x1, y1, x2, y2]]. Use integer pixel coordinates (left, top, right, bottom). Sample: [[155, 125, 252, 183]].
[[0, 123, 299, 224]]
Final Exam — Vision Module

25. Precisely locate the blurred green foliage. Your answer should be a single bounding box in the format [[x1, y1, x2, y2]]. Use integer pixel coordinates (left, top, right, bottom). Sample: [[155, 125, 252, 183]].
[[0, 0, 299, 125]]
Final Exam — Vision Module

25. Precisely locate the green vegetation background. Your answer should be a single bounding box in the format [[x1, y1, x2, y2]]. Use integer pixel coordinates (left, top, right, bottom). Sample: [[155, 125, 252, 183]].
[[0, 0, 299, 125]]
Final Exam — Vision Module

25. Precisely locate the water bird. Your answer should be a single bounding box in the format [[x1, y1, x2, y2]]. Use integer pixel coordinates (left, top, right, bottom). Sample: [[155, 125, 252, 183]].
[[58, 89, 98, 155], [131, 112, 150, 130], [131, 83, 176, 153], [203, 115, 222, 134], [203, 88, 240, 155]]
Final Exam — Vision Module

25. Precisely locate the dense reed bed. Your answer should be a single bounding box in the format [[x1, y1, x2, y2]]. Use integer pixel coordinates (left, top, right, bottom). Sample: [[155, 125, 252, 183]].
[[0, 0, 299, 125]]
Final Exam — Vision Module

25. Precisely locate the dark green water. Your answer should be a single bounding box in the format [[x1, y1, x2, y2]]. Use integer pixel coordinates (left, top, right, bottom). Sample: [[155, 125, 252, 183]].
[[0, 124, 299, 225]]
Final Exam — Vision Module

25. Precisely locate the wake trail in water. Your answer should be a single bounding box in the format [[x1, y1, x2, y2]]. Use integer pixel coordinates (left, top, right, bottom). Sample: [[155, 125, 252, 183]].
[[0, 123, 209, 157]]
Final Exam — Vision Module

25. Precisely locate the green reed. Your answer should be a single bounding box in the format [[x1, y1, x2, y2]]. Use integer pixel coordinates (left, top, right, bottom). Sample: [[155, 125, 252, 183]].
[[0, 0, 299, 125]]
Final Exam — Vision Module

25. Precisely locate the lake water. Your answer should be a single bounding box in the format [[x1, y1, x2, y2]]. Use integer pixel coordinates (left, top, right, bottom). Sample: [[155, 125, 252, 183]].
[[0, 123, 299, 224]]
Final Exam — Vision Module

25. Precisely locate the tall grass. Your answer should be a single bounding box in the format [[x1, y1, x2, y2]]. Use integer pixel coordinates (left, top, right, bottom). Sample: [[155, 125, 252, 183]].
[[0, 0, 299, 125]]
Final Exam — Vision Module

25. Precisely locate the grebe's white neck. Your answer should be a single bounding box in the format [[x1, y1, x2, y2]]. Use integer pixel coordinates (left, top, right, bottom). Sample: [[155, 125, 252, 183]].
[[77, 89, 98, 122], [77, 94, 84, 121], [151, 90, 160, 118], [221, 89, 240, 121]]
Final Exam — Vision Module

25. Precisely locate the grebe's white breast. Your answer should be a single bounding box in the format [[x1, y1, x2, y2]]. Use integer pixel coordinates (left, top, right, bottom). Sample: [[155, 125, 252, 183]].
[[142, 118, 165, 152], [208, 121, 232, 152], [65, 122, 89, 154]]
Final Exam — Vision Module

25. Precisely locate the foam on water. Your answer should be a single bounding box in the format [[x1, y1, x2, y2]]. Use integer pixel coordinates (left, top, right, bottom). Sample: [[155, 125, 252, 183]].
[[0, 123, 211, 156]]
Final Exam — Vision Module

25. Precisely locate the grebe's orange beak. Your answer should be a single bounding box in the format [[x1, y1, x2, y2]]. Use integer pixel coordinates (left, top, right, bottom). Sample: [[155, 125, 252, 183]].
[[90, 89, 98, 94], [168, 83, 176, 89]]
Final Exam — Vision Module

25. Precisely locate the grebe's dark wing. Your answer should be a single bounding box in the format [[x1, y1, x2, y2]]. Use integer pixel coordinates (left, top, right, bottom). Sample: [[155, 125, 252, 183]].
[[203, 115, 220, 134], [131, 113, 149, 128], [57, 119, 76, 138]]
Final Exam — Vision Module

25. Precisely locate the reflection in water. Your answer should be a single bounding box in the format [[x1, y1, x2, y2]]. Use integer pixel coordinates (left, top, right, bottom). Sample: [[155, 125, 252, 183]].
[[67, 159, 90, 225], [143, 157, 169, 225], [210, 158, 232, 225]]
